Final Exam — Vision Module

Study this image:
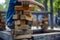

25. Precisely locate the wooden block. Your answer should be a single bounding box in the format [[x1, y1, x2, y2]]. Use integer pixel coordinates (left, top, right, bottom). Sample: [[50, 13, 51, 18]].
[[25, 15, 33, 21], [14, 30, 23, 35], [1, 22, 5, 27], [20, 15, 26, 20], [20, 0, 29, 10], [20, 25, 27, 30], [15, 25, 31, 30], [15, 25, 30, 31], [22, 1, 29, 9], [44, 21, 48, 25], [42, 18, 48, 21], [15, 29, 32, 35], [24, 10, 31, 15], [15, 20, 20, 25], [13, 14, 18, 19], [16, 11, 23, 15], [15, 25, 20, 31], [24, 10, 30, 13], [14, 34, 32, 39], [20, 20, 26, 25], [22, 1, 29, 7], [15, 6, 34, 11]]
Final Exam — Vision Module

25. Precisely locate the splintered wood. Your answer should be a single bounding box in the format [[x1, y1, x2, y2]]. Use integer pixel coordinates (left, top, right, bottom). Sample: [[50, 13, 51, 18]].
[[0, 13, 5, 31], [13, 1, 34, 39]]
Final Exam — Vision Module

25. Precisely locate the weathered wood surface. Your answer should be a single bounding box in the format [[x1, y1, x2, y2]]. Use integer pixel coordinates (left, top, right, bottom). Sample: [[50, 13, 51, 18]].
[[15, 6, 34, 11], [13, 1, 34, 39], [14, 34, 32, 39]]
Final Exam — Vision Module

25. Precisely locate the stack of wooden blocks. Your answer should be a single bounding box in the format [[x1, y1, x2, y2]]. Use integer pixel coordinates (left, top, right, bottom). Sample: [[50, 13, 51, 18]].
[[0, 13, 5, 31], [40, 15, 48, 30], [13, 1, 34, 39]]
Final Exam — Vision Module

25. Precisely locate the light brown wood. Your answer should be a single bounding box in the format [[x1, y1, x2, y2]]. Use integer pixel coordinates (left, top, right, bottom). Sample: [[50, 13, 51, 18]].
[[42, 18, 48, 21], [15, 25, 20, 31], [15, 20, 20, 25], [25, 15, 33, 21], [14, 34, 32, 39], [15, 6, 34, 11], [14, 1, 33, 39], [20, 15, 26, 19]]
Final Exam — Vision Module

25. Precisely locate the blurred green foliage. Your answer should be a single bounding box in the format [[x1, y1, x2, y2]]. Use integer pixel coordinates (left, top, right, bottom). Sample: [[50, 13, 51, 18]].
[[5, 0, 9, 11], [53, 0, 60, 13], [0, 4, 5, 11], [0, 0, 9, 11], [35, 0, 60, 13]]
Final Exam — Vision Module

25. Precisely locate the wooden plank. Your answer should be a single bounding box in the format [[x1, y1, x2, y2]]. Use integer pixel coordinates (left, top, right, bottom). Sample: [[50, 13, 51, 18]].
[[15, 20, 20, 25], [15, 25, 21, 32], [15, 29, 33, 35], [13, 14, 19, 20], [1, 22, 5, 26], [43, 17, 48, 20], [14, 34, 32, 39], [22, 1, 29, 7], [20, 15, 26, 20], [15, 6, 34, 11]]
